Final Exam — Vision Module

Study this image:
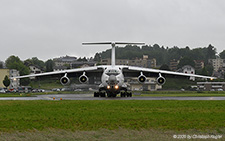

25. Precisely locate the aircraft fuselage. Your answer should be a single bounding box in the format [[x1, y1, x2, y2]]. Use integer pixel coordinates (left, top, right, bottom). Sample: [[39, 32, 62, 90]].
[[99, 66, 127, 97]]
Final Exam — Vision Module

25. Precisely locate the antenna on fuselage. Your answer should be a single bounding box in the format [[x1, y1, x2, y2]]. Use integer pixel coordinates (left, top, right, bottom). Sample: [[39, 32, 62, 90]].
[[82, 42, 145, 67]]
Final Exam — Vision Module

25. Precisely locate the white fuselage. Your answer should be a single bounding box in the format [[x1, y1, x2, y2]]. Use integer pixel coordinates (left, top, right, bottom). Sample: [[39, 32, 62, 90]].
[[100, 66, 126, 93]]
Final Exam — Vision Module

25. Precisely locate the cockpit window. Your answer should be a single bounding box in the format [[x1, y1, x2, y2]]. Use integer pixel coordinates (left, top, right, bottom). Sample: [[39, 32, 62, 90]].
[[106, 69, 120, 75]]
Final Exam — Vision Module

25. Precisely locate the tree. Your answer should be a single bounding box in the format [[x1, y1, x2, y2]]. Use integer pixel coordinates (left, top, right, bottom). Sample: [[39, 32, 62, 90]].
[[77, 57, 88, 62], [45, 59, 54, 72], [24, 57, 45, 70], [0, 62, 3, 68], [159, 64, 171, 71], [5, 55, 30, 85], [201, 67, 208, 76], [177, 57, 195, 69], [219, 50, 225, 59], [3, 75, 10, 88], [206, 44, 216, 59], [94, 53, 101, 62]]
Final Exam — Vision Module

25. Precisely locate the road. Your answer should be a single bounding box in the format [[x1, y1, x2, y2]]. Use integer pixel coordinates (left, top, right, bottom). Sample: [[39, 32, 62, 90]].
[[0, 94, 225, 100]]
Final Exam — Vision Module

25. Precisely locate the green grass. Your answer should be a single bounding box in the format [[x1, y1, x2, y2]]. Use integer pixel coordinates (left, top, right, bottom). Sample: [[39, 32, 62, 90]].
[[138, 93, 225, 97], [0, 100, 225, 132], [0, 93, 32, 97], [29, 79, 63, 89], [136, 91, 225, 97]]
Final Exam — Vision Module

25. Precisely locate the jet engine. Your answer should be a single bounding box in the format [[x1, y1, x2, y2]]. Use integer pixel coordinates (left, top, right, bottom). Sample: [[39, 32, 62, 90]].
[[79, 72, 89, 83], [60, 73, 70, 85], [138, 72, 147, 83], [156, 74, 166, 85]]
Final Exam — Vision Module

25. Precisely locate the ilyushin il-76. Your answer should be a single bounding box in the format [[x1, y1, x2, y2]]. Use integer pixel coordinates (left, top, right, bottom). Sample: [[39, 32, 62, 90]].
[[11, 42, 216, 97]]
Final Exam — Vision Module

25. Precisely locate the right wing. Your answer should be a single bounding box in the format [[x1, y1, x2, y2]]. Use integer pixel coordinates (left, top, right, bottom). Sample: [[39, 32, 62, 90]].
[[124, 66, 216, 79]]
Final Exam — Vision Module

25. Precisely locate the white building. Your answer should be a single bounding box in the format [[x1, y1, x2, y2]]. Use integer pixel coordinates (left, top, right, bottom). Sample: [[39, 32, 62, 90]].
[[209, 58, 225, 71], [29, 66, 43, 79], [182, 65, 195, 81], [127, 77, 162, 91], [29, 66, 42, 74], [54, 56, 77, 68], [9, 69, 20, 89]]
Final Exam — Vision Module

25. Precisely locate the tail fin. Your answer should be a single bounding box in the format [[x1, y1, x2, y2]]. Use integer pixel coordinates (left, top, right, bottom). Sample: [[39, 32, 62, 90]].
[[82, 42, 145, 67]]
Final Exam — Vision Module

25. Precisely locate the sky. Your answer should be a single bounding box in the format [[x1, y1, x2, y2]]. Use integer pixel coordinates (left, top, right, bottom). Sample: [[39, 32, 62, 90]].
[[0, 0, 225, 61]]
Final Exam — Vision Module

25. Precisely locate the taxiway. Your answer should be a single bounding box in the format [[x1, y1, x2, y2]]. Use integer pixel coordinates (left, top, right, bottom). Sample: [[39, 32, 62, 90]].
[[0, 94, 225, 100]]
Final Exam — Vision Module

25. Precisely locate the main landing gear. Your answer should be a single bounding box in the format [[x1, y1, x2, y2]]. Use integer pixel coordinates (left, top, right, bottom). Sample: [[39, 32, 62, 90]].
[[94, 92, 106, 97], [120, 92, 132, 97], [94, 91, 132, 97]]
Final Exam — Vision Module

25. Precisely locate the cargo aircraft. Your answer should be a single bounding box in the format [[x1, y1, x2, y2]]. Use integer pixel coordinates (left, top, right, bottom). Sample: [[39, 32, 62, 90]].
[[11, 42, 216, 97]]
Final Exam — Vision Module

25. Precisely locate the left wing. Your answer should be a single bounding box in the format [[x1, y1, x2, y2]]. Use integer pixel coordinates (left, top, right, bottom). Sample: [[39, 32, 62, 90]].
[[10, 66, 105, 80], [122, 66, 216, 80]]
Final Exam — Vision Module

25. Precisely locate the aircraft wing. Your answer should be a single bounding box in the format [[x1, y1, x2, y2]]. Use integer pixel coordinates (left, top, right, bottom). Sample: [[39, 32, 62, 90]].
[[10, 66, 105, 79], [122, 66, 216, 80]]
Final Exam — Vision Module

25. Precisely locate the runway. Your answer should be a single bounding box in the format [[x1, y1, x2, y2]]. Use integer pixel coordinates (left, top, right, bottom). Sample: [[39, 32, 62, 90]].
[[0, 94, 225, 100]]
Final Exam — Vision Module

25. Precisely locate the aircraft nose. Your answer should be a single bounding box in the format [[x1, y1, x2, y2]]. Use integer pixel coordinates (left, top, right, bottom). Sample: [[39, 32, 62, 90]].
[[108, 75, 117, 85]]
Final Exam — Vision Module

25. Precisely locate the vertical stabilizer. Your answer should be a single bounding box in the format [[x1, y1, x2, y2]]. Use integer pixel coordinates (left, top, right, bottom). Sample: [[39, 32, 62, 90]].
[[111, 43, 116, 67]]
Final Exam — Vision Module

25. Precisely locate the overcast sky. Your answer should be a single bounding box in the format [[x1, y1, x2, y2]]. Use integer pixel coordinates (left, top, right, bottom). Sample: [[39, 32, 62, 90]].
[[0, 0, 225, 61]]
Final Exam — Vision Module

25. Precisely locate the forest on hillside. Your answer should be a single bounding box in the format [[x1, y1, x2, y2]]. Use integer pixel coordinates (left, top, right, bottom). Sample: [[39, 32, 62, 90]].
[[94, 44, 220, 66]]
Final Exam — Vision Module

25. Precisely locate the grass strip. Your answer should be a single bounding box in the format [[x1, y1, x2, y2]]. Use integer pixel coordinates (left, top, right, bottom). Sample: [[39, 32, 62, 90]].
[[0, 100, 224, 132]]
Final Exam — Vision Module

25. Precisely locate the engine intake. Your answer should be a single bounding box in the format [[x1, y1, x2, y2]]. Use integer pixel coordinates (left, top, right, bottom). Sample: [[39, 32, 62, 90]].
[[79, 72, 89, 83], [60, 75, 70, 85], [138, 73, 147, 83], [156, 76, 166, 85]]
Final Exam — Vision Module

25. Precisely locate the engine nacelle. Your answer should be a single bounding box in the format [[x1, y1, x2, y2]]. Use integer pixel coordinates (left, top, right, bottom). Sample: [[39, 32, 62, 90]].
[[156, 76, 166, 85], [138, 74, 147, 83], [60, 75, 70, 85], [79, 73, 89, 83]]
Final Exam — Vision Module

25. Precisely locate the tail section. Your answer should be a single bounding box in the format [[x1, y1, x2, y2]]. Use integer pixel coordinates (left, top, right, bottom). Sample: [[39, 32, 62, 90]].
[[82, 42, 145, 67]]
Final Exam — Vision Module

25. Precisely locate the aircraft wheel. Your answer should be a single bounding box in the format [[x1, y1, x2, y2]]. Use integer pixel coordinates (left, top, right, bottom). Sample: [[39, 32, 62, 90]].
[[126, 92, 132, 97], [94, 92, 99, 97], [100, 92, 106, 97], [129, 92, 132, 97], [121, 92, 125, 97]]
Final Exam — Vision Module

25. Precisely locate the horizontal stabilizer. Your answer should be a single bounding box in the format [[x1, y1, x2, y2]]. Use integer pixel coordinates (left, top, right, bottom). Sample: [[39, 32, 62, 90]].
[[82, 41, 145, 67], [82, 42, 145, 45]]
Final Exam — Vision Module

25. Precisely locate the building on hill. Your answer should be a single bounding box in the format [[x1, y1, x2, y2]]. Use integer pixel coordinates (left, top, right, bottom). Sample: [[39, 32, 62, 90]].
[[0, 69, 20, 89], [29, 66, 42, 74], [28, 66, 43, 79], [177, 65, 195, 81], [71, 61, 96, 68], [100, 55, 156, 68], [169, 59, 179, 71], [208, 57, 225, 72], [197, 82, 225, 91], [213, 67, 225, 79], [53, 55, 77, 68], [194, 60, 204, 70], [53, 66, 68, 72], [126, 77, 162, 91], [9, 69, 20, 89], [0, 69, 9, 88], [0, 61, 5, 68]]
